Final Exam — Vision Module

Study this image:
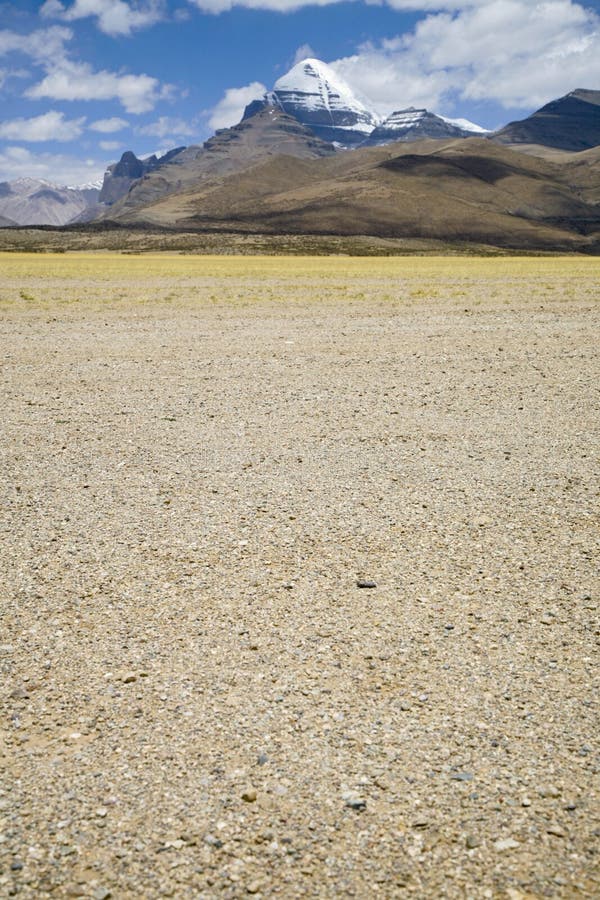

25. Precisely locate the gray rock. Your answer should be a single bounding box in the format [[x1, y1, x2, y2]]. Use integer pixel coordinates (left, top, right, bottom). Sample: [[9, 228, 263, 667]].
[[343, 791, 366, 810]]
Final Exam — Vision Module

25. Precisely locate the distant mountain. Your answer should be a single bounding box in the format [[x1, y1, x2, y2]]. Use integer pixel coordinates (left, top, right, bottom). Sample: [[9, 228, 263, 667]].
[[0, 178, 100, 226], [267, 58, 377, 146], [493, 90, 600, 151], [364, 108, 488, 146], [97, 106, 335, 222], [244, 58, 487, 149], [98, 147, 186, 206], [97, 125, 600, 253]]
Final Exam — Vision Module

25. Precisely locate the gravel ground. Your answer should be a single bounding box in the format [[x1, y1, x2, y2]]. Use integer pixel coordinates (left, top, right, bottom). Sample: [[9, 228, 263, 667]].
[[1, 255, 599, 899]]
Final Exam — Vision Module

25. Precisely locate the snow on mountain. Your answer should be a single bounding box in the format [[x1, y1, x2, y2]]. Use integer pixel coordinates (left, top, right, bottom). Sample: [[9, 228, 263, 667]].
[[0, 177, 101, 227], [364, 107, 488, 146], [67, 178, 104, 191], [270, 58, 378, 147], [244, 59, 489, 150], [273, 59, 375, 124], [440, 116, 490, 134]]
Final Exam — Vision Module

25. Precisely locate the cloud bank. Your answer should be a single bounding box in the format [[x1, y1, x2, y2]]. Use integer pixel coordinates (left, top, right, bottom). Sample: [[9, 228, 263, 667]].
[[208, 81, 267, 130], [331, 0, 600, 113]]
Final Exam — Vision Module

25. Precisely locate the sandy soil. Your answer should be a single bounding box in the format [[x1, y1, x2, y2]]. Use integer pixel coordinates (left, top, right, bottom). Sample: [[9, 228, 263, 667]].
[[1, 255, 599, 898]]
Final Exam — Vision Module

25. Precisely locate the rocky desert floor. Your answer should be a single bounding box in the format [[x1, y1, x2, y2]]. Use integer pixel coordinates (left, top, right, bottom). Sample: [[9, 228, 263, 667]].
[[1, 254, 599, 899]]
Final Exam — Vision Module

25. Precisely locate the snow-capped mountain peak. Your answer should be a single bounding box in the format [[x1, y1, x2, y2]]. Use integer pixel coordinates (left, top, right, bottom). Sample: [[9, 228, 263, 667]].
[[440, 115, 489, 135], [0, 176, 101, 226], [274, 58, 373, 120], [67, 178, 104, 191], [364, 107, 488, 146], [246, 58, 489, 149], [270, 58, 378, 146]]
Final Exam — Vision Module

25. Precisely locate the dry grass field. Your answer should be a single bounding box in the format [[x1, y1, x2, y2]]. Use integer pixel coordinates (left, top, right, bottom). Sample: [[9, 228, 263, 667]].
[[1, 254, 599, 899]]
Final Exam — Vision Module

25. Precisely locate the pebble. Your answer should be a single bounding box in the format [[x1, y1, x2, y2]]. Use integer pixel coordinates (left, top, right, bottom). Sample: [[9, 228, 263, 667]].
[[539, 785, 561, 798], [356, 579, 377, 589], [342, 791, 367, 811], [546, 825, 566, 837], [10, 686, 29, 700], [92, 889, 111, 900], [494, 839, 520, 852], [466, 835, 481, 849], [241, 789, 257, 803], [204, 834, 223, 849]]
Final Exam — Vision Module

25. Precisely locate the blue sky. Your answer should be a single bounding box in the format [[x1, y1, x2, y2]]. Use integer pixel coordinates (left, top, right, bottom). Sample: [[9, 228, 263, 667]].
[[1, 0, 599, 184]]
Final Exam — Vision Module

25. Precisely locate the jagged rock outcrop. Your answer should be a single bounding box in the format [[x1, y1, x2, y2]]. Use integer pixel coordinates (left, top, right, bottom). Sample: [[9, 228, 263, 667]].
[[98, 147, 185, 206]]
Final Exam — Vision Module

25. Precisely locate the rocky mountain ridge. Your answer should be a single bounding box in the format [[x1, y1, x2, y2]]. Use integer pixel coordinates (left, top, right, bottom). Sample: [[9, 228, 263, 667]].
[[244, 58, 486, 148], [365, 108, 487, 146], [1, 57, 598, 229], [98, 147, 186, 206], [493, 89, 600, 151], [0, 178, 100, 227]]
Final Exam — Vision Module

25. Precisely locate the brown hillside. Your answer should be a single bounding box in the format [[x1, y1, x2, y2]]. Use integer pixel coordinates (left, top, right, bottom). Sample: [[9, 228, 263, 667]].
[[105, 137, 600, 252]]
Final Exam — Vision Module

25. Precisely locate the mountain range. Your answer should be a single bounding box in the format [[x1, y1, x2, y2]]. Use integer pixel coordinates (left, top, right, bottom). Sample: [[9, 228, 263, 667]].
[[243, 59, 487, 148], [87, 105, 600, 252], [0, 177, 100, 227], [1, 58, 599, 251]]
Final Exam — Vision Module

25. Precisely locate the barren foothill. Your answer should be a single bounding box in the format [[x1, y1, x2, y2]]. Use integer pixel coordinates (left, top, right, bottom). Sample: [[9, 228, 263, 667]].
[[1, 254, 599, 899]]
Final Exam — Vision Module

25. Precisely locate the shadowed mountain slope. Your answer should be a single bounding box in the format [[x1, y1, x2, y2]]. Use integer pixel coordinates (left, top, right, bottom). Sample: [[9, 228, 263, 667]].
[[101, 136, 600, 252], [99, 147, 185, 206], [99, 107, 335, 221], [493, 90, 600, 151]]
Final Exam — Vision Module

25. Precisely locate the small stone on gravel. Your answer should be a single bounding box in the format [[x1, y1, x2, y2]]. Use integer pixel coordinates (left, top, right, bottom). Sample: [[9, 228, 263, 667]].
[[343, 791, 366, 810], [539, 785, 561, 798], [92, 889, 111, 900], [494, 839, 520, 852]]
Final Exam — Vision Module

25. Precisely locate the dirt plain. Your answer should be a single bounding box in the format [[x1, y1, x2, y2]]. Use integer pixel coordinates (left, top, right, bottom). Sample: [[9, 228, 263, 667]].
[[1, 254, 599, 899]]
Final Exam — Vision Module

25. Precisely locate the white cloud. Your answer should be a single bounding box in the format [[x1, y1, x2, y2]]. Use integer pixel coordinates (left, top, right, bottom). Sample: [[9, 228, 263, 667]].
[[89, 116, 130, 132], [330, 0, 600, 114], [187, 0, 477, 10], [137, 116, 196, 138], [0, 26, 73, 64], [41, 0, 166, 37], [27, 59, 171, 114], [208, 81, 267, 130], [0, 145, 106, 185], [187, 0, 343, 11], [99, 139, 122, 150], [0, 26, 170, 114], [292, 43, 316, 65], [0, 67, 30, 91], [0, 110, 86, 142]]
